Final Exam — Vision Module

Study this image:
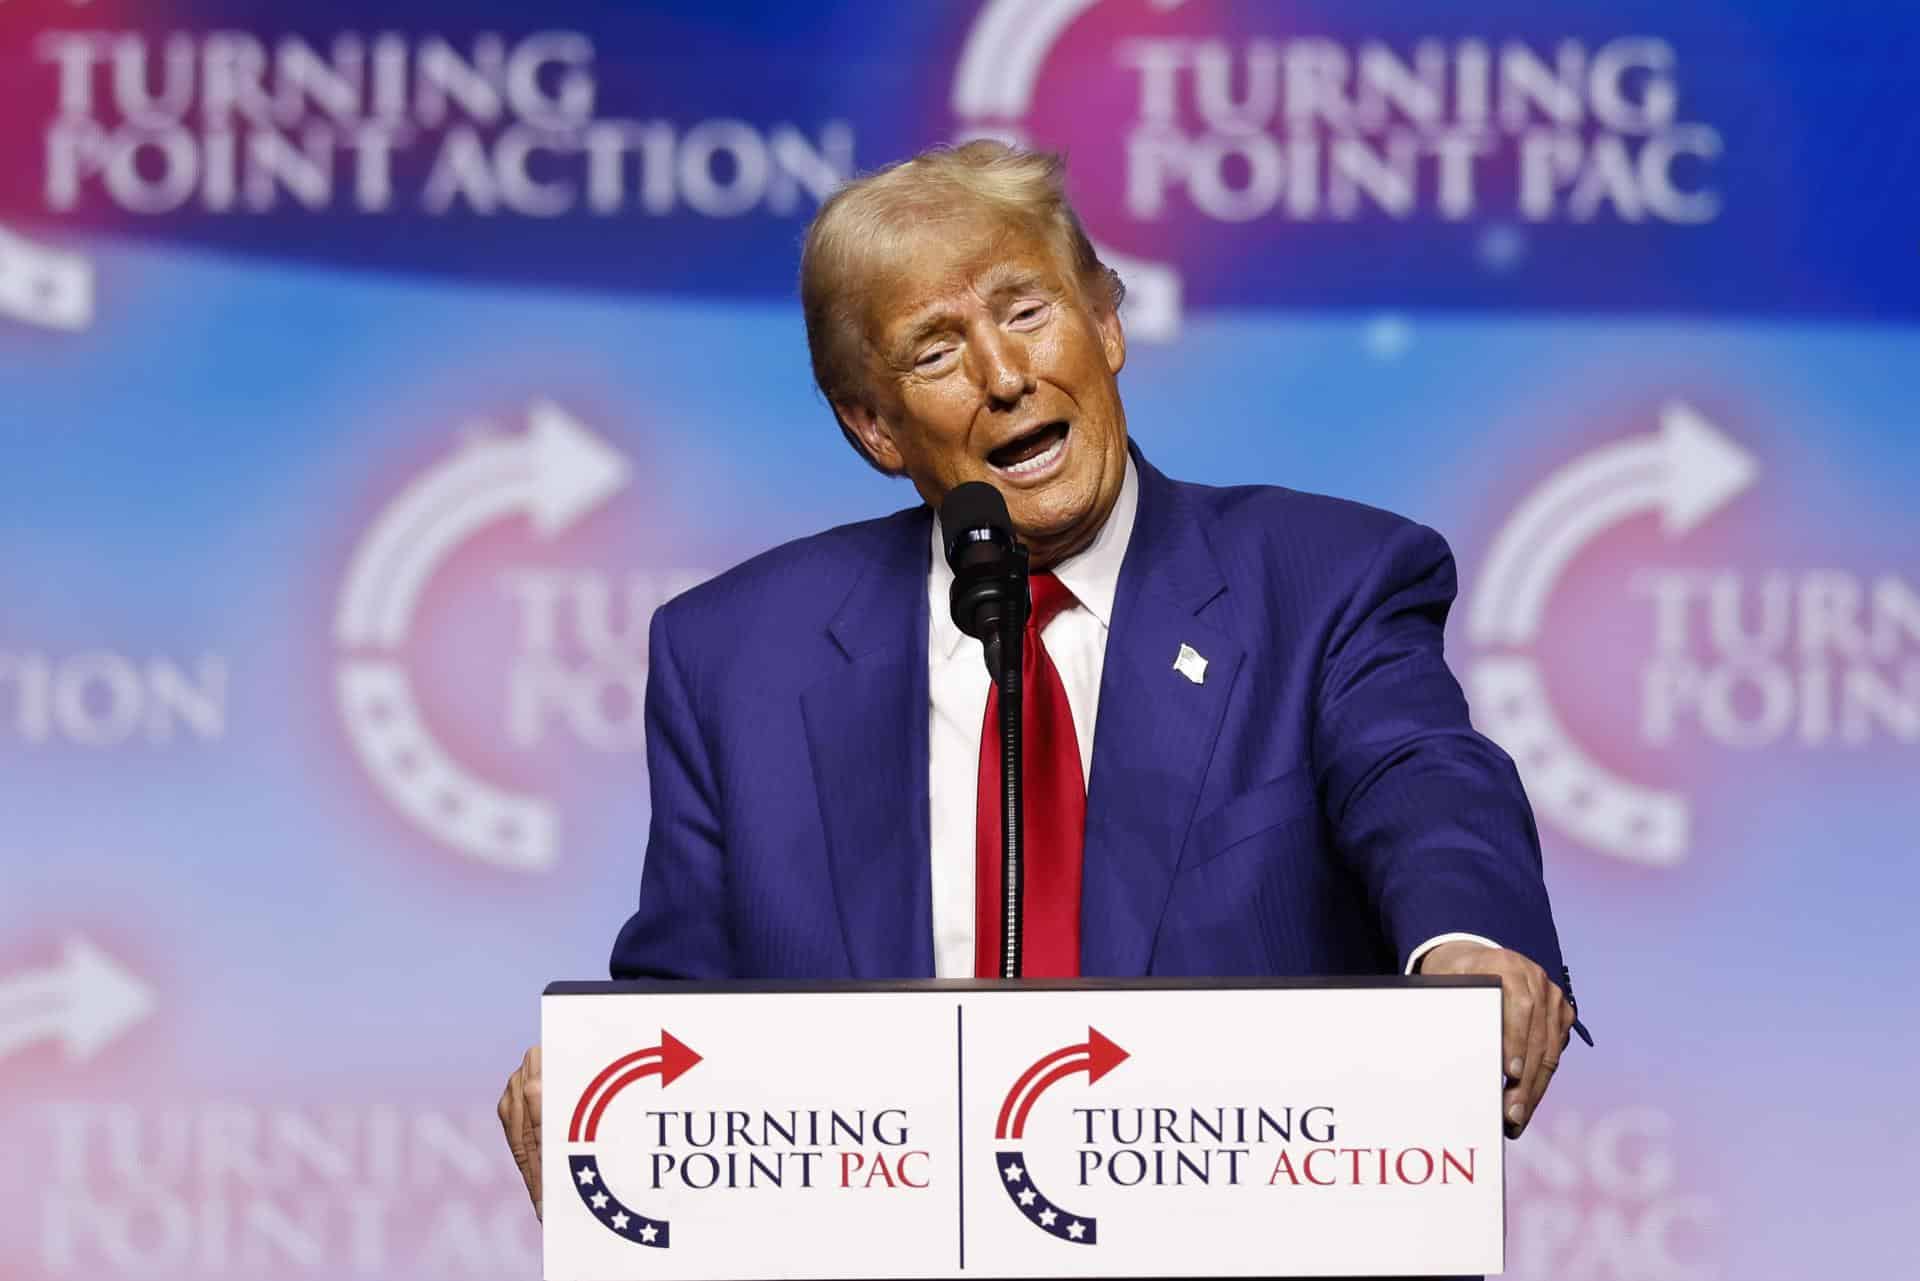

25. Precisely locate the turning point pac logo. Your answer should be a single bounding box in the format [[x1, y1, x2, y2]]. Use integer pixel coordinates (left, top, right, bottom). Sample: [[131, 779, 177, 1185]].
[[1465, 401, 1920, 866], [563, 1029, 934, 1251], [1464, 403, 1753, 867], [952, 0, 1728, 341], [567, 1031, 704, 1249]]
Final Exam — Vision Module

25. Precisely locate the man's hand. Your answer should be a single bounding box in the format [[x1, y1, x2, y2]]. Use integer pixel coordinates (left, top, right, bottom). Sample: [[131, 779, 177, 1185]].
[[1418, 942, 1573, 1137], [498, 1046, 543, 1220]]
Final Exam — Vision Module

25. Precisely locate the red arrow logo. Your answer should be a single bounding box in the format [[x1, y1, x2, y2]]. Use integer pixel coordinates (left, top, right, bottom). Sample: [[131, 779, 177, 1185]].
[[996, 1027, 1128, 1141], [569, 1031, 703, 1142]]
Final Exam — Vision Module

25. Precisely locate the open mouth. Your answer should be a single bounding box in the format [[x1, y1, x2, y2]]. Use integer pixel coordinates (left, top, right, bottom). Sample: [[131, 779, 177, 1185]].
[[987, 421, 1070, 479]]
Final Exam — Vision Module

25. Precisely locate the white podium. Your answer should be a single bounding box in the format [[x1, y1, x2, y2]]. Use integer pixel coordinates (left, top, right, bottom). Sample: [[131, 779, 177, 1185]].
[[542, 978, 1503, 1279]]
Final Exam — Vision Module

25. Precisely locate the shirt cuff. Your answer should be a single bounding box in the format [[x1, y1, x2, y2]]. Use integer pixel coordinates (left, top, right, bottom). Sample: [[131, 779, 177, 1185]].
[[1405, 932, 1501, 975]]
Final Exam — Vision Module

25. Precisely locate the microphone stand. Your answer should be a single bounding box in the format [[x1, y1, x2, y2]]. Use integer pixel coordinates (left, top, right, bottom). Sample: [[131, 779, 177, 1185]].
[[942, 493, 1029, 981], [995, 586, 1026, 980]]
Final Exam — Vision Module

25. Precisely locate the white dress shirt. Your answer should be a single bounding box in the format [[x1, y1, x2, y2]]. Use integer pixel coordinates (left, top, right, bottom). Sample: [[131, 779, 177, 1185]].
[[927, 458, 1140, 978], [924, 457, 1493, 978]]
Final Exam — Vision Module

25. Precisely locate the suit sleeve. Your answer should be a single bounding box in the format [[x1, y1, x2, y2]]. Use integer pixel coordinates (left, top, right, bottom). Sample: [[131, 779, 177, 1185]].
[[608, 605, 734, 979], [1311, 520, 1567, 980]]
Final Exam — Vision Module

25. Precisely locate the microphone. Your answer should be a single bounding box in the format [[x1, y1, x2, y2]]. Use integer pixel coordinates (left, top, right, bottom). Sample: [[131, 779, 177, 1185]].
[[942, 481, 1031, 979], [942, 481, 1029, 681]]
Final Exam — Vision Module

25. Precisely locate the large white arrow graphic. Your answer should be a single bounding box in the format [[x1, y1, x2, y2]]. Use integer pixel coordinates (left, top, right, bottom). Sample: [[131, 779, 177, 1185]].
[[1465, 403, 1758, 866], [1470, 402, 1757, 647], [336, 401, 629, 649], [334, 402, 630, 872], [0, 936, 154, 1063], [950, 0, 1186, 341]]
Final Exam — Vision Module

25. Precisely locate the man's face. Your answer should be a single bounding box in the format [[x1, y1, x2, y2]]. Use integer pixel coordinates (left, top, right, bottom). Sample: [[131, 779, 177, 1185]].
[[836, 217, 1128, 568]]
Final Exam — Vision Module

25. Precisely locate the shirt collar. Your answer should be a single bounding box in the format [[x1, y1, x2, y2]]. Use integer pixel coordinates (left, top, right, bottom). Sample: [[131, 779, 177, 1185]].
[[929, 454, 1139, 662]]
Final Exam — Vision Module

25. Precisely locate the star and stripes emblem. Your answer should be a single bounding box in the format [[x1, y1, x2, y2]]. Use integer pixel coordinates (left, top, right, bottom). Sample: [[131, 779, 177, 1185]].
[[995, 1151, 1093, 1243], [991, 1028, 1129, 1246], [567, 1032, 703, 1248], [570, 1155, 668, 1247]]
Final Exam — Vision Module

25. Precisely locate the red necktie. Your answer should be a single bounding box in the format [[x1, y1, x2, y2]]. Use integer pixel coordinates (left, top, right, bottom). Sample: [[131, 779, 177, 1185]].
[[975, 571, 1085, 978]]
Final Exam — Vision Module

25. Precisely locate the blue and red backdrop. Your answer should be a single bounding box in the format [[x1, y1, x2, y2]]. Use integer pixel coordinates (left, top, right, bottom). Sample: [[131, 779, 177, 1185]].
[[1, 3, 1913, 1278]]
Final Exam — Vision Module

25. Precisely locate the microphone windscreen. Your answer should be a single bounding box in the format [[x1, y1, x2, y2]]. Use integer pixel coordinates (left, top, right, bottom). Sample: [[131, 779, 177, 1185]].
[[940, 481, 1012, 564]]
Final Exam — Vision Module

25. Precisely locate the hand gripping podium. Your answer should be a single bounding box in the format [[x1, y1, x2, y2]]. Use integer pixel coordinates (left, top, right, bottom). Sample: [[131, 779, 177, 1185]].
[[543, 978, 1504, 1279]]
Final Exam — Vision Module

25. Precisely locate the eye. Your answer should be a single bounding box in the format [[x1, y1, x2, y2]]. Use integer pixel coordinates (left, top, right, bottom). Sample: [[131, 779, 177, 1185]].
[[915, 346, 954, 370], [1009, 301, 1049, 328]]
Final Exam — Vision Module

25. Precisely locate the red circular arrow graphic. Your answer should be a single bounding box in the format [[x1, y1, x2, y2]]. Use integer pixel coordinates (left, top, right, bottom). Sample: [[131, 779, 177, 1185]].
[[996, 1027, 1128, 1141], [570, 1030, 703, 1142]]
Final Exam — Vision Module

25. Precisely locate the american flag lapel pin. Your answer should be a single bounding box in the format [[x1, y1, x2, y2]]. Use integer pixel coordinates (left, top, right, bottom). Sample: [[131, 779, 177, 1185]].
[[1173, 643, 1208, 685]]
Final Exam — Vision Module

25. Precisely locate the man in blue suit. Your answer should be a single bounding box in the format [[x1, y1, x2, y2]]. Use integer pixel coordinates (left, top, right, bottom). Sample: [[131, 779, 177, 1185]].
[[500, 141, 1578, 1225]]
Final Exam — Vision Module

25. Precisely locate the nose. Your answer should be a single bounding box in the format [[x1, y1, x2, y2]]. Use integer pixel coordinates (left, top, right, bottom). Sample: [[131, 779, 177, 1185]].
[[971, 324, 1033, 408]]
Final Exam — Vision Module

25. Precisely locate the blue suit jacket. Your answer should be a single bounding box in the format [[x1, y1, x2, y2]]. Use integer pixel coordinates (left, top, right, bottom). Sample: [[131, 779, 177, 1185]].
[[611, 448, 1566, 984]]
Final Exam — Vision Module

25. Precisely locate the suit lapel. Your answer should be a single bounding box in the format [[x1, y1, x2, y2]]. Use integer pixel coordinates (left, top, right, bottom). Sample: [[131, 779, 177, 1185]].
[[1081, 452, 1243, 976], [800, 508, 936, 979]]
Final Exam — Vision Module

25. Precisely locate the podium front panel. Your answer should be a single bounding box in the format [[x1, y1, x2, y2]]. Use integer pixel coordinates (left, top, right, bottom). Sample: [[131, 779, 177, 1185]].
[[542, 979, 1502, 1279]]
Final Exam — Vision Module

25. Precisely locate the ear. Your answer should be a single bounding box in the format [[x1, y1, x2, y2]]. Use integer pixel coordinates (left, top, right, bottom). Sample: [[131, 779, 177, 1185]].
[[1096, 301, 1127, 376], [834, 398, 906, 475]]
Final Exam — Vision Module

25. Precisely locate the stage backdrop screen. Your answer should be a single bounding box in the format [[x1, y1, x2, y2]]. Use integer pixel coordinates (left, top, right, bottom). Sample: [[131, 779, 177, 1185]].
[[2, 4, 1913, 1279]]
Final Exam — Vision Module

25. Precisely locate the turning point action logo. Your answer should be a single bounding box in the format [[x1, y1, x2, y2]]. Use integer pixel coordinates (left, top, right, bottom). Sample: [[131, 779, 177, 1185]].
[[989, 1025, 1479, 1250], [332, 401, 630, 872], [993, 1027, 1130, 1244]]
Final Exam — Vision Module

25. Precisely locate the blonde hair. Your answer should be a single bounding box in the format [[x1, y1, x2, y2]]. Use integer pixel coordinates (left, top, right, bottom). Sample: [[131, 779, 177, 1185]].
[[799, 140, 1125, 468]]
